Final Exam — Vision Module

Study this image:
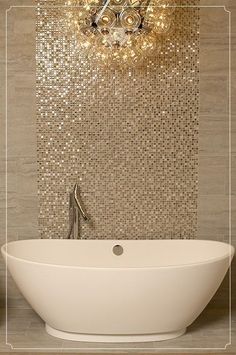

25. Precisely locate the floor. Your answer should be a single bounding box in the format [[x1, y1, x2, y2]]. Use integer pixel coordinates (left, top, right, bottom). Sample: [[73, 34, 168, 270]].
[[0, 307, 235, 354]]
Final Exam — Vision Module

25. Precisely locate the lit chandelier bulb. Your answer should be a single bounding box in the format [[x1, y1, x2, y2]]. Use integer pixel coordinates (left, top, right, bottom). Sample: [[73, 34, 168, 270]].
[[125, 47, 142, 65], [95, 34, 110, 48], [153, 13, 172, 34], [156, 0, 176, 15], [138, 33, 157, 54], [97, 8, 116, 29], [110, 48, 122, 67], [144, 4, 158, 27], [93, 48, 111, 66], [109, 0, 127, 13], [120, 8, 141, 31], [127, 0, 142, 7], [85, 0, 103, 15]]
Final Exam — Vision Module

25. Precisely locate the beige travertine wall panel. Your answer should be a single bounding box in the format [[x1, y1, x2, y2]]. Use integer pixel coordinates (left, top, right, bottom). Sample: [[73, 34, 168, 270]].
[[0, 1, 37, 308], [198, 1, 236, 311], [200, 77, 229, 114]]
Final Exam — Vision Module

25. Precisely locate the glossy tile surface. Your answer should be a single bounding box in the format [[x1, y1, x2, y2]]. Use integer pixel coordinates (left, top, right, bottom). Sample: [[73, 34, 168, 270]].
[[36, 0, 200, 240]]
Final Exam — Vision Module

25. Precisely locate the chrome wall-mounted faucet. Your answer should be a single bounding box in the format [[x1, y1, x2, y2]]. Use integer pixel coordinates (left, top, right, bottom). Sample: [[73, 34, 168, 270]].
[[67, 184, 88, 239]]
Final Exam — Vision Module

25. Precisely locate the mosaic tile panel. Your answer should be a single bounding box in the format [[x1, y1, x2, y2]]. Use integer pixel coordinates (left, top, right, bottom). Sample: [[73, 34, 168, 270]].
[[36, 0, 199, 239]]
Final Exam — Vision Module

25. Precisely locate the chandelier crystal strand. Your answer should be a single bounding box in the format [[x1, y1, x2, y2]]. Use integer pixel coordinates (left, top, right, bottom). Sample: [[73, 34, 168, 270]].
[[65, 0, 176, 67]]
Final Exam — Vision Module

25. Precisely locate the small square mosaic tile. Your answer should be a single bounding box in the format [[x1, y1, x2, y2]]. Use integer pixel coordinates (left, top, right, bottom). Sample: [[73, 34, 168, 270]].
[[36, 0, 199, 239]]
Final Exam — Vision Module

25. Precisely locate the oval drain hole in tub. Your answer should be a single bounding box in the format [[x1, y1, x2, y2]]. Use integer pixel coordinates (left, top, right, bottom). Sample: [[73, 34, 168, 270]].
[[112, 245, 123, 256]]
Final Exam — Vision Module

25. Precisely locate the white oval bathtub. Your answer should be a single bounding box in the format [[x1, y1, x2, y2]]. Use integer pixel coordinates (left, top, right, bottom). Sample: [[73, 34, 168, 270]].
[[1, 239, 234, 343]]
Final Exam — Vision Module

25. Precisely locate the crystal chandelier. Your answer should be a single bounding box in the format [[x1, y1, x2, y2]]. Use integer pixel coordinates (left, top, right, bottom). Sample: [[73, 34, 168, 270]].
[[65, 0, 176, 67]]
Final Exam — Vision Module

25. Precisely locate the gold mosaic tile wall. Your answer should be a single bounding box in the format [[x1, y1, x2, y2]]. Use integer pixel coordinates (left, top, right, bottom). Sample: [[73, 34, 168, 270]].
[[36, 0, 199, 239]]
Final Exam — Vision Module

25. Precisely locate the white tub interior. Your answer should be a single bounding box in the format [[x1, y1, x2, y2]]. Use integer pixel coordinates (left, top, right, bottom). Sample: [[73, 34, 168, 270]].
[[3, 239, 234, 268]]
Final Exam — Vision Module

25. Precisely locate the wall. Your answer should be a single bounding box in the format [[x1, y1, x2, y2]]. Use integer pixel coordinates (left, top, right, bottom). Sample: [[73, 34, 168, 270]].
[[0, 0, 38, 308], [0, 0, 235, 312], [198, 0, 236, 309], [36, 0, 199, 240]]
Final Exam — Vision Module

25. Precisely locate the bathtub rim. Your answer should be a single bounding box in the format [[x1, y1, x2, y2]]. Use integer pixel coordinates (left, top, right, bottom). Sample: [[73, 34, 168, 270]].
[[1, 239, 235, 270]]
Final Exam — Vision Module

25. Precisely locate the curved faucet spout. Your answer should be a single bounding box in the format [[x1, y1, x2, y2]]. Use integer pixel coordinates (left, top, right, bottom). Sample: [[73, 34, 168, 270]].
[[73, 184, 88, 221], [67, 184, 89, 239]]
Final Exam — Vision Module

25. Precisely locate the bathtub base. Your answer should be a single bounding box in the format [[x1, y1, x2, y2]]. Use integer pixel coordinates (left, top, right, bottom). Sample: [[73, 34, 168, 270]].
[[46, 324, 186, 343]]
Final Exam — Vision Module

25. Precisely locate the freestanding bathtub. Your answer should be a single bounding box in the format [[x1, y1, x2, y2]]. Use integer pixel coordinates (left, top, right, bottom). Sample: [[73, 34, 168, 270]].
[[1, 239, 234, 342]]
